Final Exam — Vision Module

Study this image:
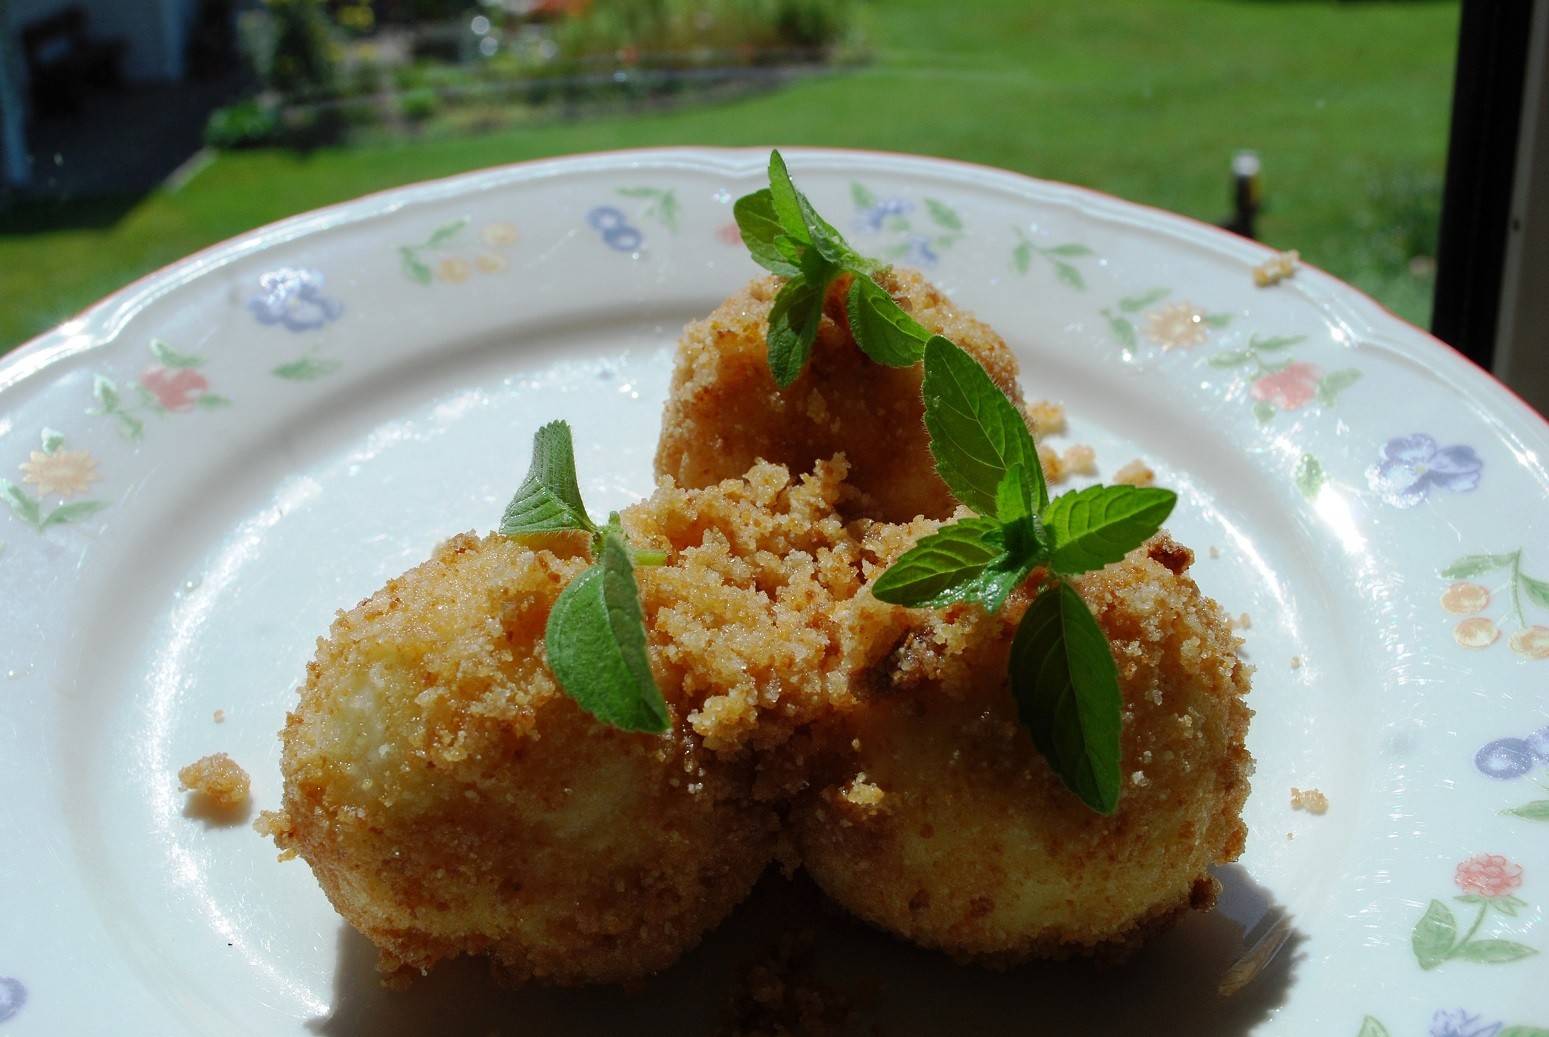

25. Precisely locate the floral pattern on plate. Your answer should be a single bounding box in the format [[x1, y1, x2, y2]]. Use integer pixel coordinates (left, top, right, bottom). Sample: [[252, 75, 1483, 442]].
[[848, 181, 963, 266], [0, 976, 25, 1024], [0, 430, 108, 534], [1206, 333, 1361, 424], [1411, 855, 1537, 970], [249, 267, 344, 330], [1009, 228, 1095, 289], [400, 220, 518, 284], [1098, 288, 1231, 352], [1439, 550, 1549, 656], [1367, 434, 1483, 508], [89, 340, 229, 439]]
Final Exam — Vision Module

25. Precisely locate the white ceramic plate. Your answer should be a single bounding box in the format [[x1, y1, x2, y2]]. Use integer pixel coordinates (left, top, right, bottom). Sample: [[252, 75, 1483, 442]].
[[3, 148, 1546, 1036]]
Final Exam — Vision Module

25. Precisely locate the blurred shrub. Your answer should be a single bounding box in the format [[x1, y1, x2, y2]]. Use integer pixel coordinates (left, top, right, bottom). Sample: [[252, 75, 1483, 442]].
[[265, 0, 340, 97], [556, 0, 854, 61], [399, 85, 441, 120], [204, 99, 281, 148]]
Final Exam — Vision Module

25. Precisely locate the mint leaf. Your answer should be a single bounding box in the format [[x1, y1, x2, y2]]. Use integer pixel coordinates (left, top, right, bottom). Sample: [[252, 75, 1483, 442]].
[[1452, 940, 1537, 965], [871, 516, 1005, 607], [500, 420, 598, 538], [845, 276, 928, 367], [767, 150, 808, 242], [733, 189, 801, 276], [1011, 580, 1122, 814], [767, 271, 830, 388], [544, 530, 667, 733], [1441, 553, 1516, 579], [797, 191, 868, 271], [1042, 484, 1176, 575], [921, 336, 1043, 517], [1412, 899, 1457, 970], [995, 462, 1039, 525]]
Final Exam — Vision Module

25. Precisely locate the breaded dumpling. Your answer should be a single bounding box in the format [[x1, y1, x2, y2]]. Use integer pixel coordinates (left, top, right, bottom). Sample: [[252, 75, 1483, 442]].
[[793, 529, 1253, 961], [263, 458, 868, 985], [655, 268, 1027, 523]]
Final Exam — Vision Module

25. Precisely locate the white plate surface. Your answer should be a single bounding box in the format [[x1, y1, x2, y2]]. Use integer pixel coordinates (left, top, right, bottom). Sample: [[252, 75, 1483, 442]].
[[2, 148, 1547, 1036]]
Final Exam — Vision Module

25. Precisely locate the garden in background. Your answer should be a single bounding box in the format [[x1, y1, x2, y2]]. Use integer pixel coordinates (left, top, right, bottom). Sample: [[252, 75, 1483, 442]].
[[0, 0, 1459, 350]]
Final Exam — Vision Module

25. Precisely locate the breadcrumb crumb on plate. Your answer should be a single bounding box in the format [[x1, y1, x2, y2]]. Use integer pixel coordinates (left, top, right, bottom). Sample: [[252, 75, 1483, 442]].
[[1289, 788, 1328, 815], [1113, 459, 1156, 486], [177, 753, 250, 810]]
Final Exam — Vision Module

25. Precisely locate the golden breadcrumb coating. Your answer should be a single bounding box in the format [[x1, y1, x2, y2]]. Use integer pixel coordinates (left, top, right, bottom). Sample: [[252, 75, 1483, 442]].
[[265, 459, 872, 985], [655, 268, 1028, 522], [793, 529, 1253, 962], [178, 753, 250, 809]]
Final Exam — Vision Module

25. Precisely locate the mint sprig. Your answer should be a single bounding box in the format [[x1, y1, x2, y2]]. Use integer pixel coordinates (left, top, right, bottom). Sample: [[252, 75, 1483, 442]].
[[500, 421, 668, 734], [736, 149, 931, 386], [872, 337, 1177, 813], [499, 420, 598, 538]]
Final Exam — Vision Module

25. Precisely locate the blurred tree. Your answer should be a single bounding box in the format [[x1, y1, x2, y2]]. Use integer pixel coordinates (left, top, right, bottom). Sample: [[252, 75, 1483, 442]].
[[266, 0, 339, 97]]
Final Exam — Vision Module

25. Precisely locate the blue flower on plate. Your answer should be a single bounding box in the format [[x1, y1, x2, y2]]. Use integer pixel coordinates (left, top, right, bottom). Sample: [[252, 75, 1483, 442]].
[[586, 206, 643, 252], [856, 197, 912, 232], [897, 234, 940, 267], [0, 977, 25, 1023], [1476, 738, 1537, 779], [1366, 433, 1482, 508], [248, 267, 344, 332], [1430, 1008, 1501, 1037]]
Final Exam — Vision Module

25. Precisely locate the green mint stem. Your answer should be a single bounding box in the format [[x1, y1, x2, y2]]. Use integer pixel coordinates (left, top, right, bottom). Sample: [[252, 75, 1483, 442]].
[[632, 548, 668, 567], [1510, 549, 1526, 628]]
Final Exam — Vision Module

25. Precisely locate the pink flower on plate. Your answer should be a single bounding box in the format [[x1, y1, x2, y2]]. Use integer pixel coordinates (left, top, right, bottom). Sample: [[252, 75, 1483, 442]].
[[140, 367, 209, 412], [1251, 361, 1322, 412], [716, 222, 742, 246], [1455, 854, 1523, 899]]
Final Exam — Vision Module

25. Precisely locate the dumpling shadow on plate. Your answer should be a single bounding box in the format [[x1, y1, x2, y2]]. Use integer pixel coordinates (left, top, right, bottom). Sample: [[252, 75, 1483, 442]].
[[309, 866, 1300, 1036]]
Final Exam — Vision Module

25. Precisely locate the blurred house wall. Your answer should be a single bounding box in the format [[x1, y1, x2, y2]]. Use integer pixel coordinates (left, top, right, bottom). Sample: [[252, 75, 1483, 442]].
[[5, 0, 197, 82]]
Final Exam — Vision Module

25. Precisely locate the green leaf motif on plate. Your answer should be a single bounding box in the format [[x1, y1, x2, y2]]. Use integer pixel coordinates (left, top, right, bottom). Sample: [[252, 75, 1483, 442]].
[[149, 339, 203, 369], [272, 357, 340, 381], [1504, 800, 1549, 821], [1440, 553, 1516, 579], [1295, 455, 1326, 499], [1451, 940, 1537, 965], [1356, 1018, 1390, 1037], [1412, 899, 1457, 970], [1117, 287, 1168, 313]]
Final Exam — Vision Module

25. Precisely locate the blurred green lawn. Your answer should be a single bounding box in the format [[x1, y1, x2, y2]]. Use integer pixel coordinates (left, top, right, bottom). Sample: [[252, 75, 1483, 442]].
[[0, 0, 1458, 350]]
